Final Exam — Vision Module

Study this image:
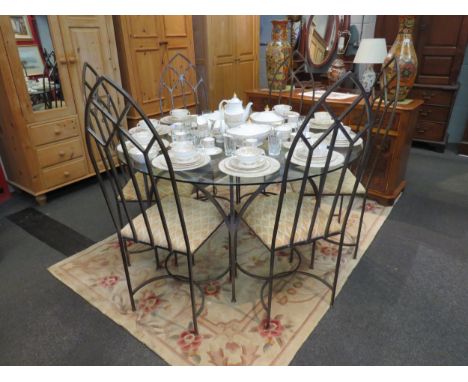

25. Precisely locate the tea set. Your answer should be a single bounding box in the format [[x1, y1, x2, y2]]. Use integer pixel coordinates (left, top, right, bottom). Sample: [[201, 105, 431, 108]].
[[125, 92, 347, 174]]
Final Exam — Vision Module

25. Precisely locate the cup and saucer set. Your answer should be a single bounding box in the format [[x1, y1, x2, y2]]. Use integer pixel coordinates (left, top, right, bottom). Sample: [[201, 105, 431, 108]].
[[218, 146, 280, 178], [152, 141, 211, 172]]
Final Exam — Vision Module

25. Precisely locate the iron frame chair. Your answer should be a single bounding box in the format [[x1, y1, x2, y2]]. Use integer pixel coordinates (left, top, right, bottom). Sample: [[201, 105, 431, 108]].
[[158, 52, 208, 116], [236, 71, 373, 328], [84, 75, 225, 334]]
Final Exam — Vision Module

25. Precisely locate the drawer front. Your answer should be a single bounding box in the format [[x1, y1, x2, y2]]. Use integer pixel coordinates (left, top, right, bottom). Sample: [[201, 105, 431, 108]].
[[413, 121, 447, 142], [28, 117, 80, 146], [36, 138, 84, 169], [41, 158, 88, 189], [410, 88, 453, 106], [418, 105, 451, 123], [348, 109, 401, 132]]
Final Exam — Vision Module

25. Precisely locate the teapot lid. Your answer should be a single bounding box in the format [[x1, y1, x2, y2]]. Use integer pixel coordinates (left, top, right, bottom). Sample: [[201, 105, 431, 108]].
[[227, 93, 241, 103]]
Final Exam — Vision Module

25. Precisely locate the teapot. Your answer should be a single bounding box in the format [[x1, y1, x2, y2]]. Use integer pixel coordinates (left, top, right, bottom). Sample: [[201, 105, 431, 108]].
[[218, 93, 253, 123]]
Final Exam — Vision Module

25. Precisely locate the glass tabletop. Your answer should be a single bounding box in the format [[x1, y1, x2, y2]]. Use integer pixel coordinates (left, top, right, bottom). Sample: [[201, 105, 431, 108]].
[[126, 139, 363, 187]]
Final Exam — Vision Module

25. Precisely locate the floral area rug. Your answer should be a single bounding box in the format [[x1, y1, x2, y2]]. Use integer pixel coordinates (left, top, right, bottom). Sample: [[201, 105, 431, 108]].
[[48, 199, 392, 365]]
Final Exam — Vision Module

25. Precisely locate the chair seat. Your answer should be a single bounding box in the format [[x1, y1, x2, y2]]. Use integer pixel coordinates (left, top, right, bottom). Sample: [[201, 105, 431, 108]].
[[290, 170, 365, 195], [242, 193, 341, 249], [122, 173, 194, 201], [121, 196, 224, 253]]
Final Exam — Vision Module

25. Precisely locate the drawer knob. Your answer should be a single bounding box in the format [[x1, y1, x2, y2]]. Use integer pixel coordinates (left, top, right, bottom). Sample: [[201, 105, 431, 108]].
[[416, 129, 427, 133], [64, 171, 70, 177], [58, 150, 65, 157], [54, 128, 61, 135]]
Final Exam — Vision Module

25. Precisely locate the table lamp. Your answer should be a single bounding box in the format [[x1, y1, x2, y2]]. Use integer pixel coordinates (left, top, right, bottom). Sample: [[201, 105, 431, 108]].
[[353, 38, 388, 92]]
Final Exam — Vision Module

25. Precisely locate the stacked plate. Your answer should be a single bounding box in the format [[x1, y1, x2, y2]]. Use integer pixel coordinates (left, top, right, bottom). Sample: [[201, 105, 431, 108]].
[[322, 126, 363, 148], [133, 119, 171, 136], [289, 144, 344, 168], [219, 155, 280, 178], [116, 134, 169, 164], [152, 151, 210, 172]]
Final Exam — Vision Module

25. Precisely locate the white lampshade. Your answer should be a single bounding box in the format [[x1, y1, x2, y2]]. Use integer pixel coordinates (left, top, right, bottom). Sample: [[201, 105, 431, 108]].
[[353, 38, 388, 64]]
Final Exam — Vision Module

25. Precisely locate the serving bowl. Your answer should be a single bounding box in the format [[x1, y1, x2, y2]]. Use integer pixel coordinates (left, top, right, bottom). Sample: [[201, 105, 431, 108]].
[[226, 123, 272, 144]]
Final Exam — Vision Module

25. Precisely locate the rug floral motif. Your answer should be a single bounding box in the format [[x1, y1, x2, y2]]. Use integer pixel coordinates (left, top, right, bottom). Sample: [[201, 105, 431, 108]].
[[48, 198, 392, 365]]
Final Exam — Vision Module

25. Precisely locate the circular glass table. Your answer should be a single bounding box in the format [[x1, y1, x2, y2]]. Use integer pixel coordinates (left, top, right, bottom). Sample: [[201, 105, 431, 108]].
[[130, 141, 362, 188], [123, 134, 363, 302]]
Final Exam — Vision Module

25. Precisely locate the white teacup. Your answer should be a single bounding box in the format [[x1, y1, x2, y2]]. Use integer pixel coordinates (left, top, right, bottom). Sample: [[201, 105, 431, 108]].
[[287, 112, 299, 124], [235, 146, 263, 165], [171, 141, 196, 162], [273, 104, 292, 117], [132, 131, 153, 148], [314, 111, 332, 122], [201, 137, 215, 149], [197, 116, 209, 129], [170, 108, 190, 121], [275, 124, 293, 141], [290, 131, 312, 141]]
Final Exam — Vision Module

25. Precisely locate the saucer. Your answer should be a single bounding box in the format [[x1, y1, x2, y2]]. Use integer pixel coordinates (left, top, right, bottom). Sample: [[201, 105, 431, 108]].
[[200, 147, 223, 156]]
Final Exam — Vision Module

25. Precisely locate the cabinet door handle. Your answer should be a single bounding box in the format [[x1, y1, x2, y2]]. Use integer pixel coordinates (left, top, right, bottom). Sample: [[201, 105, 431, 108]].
[[68, 56, 77, 64], [416, 129, 427, 133], [58, 57, 67, 65], [159, 40, 168, 45], [419, 111, 430, 117]]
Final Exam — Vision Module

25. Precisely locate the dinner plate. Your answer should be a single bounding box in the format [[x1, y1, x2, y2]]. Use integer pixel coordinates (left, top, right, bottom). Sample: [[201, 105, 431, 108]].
[[287, 150, 345, 168], [152, 153, 210, 171], [332, 138, 363, 148], [160, 115, 189, 125], [219, 156, 280, 178], [169, 151, 202, 165]]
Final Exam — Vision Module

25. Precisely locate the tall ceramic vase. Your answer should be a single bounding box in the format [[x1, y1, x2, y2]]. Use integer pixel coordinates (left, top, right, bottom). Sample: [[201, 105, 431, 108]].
[[266, 20, 292, 91], [385, 16, 418, 101]]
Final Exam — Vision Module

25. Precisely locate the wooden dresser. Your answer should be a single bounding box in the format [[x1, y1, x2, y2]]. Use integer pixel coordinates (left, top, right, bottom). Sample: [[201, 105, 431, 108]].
[[113, 16, 196, 126], [192, 16, 260, 111], [375, 16, 468, 151], [246, 89, 423, 205], [0, 16, 121, 204]]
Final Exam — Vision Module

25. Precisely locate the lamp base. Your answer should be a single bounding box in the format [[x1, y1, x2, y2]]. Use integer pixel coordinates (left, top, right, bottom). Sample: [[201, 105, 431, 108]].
[[360, 64, 376, 92]]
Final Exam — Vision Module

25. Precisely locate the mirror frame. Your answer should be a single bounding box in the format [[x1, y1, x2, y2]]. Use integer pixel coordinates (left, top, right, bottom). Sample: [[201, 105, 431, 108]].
[[306, 15, 345, 69]]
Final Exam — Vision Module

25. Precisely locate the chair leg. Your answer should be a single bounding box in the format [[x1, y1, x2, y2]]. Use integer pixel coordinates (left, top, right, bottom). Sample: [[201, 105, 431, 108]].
[[118, 236, 136, 311], [330, 238, 345, 305], [265, 248, 276, 328], [154, 247, 161, 270], [186, 250, 199, 335], [229, 230, 237, 302], [310, 240, 316, 269], [353, 196, 367, 259], [338, 194, 344, 223]]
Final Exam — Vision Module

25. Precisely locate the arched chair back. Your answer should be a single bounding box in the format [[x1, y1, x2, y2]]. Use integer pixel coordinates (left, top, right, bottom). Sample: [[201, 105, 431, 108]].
[[363, 55, 400, 190], [84, 75, 195, 257], [82, 63, 130, 175], [158, 52, 208, 115], [267, 50, 315, 115]]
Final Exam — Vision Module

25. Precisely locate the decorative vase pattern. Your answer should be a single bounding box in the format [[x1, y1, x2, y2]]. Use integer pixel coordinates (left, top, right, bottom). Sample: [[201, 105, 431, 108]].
[[384, 16, 418, 101], [266, 20, 292, 91]]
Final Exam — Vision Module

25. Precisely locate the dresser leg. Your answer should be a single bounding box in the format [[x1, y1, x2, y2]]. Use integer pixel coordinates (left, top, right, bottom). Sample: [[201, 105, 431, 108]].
[[35, 194, 47, 206]]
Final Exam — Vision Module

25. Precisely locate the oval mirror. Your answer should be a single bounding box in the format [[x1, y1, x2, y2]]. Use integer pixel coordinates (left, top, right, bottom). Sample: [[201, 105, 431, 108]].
[[306, 15, 340, 68]]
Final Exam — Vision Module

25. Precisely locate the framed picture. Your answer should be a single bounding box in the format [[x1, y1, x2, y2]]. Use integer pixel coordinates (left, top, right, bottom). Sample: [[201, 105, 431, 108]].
[[18, 45, 44, 76], [10, 16, 33, 41]]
